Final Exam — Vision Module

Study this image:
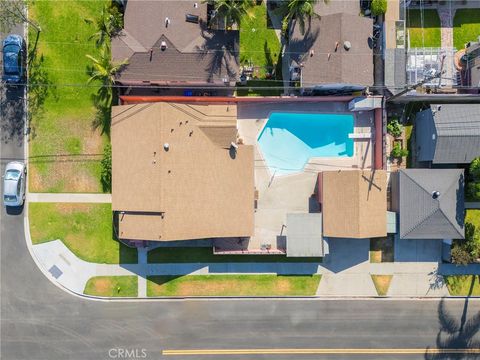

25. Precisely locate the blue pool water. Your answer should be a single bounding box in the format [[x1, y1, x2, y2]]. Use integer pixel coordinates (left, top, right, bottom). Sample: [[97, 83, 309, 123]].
[[257, 112, 354, 175]]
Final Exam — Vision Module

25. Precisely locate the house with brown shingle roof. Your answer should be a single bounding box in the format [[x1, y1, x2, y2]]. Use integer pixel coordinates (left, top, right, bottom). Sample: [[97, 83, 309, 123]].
[[287, 9, 374, 89], [112, 0, 239, 89], [320, 170, 387, 239], [111, 102, 254, 241]]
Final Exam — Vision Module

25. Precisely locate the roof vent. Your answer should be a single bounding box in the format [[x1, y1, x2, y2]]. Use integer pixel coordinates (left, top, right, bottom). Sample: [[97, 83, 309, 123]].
[[163, 143, 170, 151], [343, 41, 351, 51], [165, 17, 170, 27], [432, 191, 440, 199], [437, 105, 442, 111], [160, 41, 167, 51]]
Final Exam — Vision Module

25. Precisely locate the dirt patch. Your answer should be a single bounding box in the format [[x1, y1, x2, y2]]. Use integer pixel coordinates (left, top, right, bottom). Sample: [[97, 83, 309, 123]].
[[93, 278, 112, 294], [54, 203, 94, 215], [371, 275, 393, 296]]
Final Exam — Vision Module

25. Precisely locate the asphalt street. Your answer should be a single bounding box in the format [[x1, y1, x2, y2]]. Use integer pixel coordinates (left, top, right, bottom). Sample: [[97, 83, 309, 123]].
[[1, 20, 480, 360]]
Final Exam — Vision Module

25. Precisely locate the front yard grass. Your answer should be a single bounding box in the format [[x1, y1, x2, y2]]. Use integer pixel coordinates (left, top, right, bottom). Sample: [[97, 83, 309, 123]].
[[84, 276, 138, 297], [240, 4, 280, 78], [445, 275, 480, 296], [453, 9, 480, 50], [147, 275, 321, 297], [29, 203, 137, 264], [147, 247, 322, 263], [406, 9, 441, 48], [466, 209, 480, 230], [371, 275, 393, 296], [28, 0, 108, 193]]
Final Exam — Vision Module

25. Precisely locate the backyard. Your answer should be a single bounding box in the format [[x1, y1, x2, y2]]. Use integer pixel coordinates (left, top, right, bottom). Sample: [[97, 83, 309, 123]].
[[406, 9, 441, 48], [29, 203, 137, 264], [147, 275, 321, 297], [147, 247, 322, 263], [453, 9, 480, 50], [28, 0, 108, 193]]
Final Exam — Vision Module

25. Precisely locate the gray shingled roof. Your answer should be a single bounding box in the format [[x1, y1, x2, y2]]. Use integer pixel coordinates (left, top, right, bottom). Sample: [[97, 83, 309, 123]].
[[112, 0, 239, 84], [416, 104, 480, 164], [288, 13, 373, 87], [399, 169, 465, 240]]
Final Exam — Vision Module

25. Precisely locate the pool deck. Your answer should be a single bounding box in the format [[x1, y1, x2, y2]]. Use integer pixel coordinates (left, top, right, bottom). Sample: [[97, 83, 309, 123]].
[[215, 101, 375, 253]]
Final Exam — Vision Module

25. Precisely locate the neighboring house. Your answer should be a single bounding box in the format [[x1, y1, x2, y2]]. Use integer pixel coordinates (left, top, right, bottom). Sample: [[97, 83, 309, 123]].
[[415, 104, 480, 165], [319, 170, 387, 239], [392, 169, 465, 240], [287, 10, 373, 90], [112, 0, 239, 90], [111, 102, 254, 241]]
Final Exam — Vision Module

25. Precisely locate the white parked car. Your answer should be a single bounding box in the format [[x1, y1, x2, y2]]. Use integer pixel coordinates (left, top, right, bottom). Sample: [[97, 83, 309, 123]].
[[3, 161, 26, 207]]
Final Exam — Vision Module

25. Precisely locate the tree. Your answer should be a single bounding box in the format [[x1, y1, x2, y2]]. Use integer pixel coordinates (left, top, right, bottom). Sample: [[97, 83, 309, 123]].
[[278, 0, 320, 40], [86, 43, 128, 107], [84, 3, 123, 48], [371, 0, 388, 16], [390, 142, 408, 159], [206, 0, 255, 29], [387, 118, 403, 138], [86, 43, 128, 135], [0, 0, 41, 33], [469, 157, 480, 181]]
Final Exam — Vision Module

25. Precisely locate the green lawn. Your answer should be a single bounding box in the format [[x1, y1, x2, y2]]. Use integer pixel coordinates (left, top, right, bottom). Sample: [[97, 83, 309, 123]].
[[147, 247, 322, 263], [147, 275, 321, 297], [84, 276, 138, 297], [236, 80, 283, 96], [453, 9, 480, 50], [28, 1, 108, 193], [445, 275, 480, 296], [466, 209, 480, 228], [29, 203, 137, 264], [406, 9, 441, 48], [240, 4, 281, 78]]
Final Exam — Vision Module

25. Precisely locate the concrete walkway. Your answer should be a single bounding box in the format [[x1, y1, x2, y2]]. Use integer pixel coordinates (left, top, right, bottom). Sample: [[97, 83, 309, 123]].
[[32, 240, 480, 298], [437, 5, 456, 87], [28, 193, 112, 203], [466, 202, 480, 209]]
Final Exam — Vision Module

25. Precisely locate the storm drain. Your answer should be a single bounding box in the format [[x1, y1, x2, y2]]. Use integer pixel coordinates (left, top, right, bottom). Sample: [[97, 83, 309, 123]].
[[49, 265, 63, 279]]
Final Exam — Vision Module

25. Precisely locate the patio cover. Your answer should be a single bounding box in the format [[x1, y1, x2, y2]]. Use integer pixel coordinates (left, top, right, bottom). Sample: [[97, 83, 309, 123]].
[[286, 213, 326, 257]]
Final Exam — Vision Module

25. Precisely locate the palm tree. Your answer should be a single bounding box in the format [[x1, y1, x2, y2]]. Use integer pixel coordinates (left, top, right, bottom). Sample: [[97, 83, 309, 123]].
[[85, 3, 123, 47], [278, 0, 320, 41], [86, 43, 127, 135], [206, 0, 255, 29]]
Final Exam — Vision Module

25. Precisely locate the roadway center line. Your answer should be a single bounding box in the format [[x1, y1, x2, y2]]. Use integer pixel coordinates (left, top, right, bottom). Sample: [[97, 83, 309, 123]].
[[162, 348, 480, 356]]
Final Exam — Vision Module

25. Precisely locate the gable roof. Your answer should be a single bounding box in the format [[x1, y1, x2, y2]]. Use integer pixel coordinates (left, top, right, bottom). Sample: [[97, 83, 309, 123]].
[[416, 104, 480, 164], [288, 13, 373, 87], [111, 102, 254, 241], [112, 0, 239, 84], [322, 170, 387, 239], [399, 169, 465, 239]]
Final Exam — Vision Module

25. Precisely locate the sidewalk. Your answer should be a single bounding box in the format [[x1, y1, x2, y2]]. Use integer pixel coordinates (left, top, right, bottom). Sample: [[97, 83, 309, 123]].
[[28, 193, 112, 203], [31, 240, 480, 298]]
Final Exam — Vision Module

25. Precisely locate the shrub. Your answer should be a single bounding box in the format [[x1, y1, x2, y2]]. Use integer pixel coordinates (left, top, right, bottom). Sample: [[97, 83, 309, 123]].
[[470, 157, 480, 181], [387, 118, 403, 138], [451, 242, 473, 266], [101, 144, 112, 193], [467, 182, 480, 201], [371, 0, 387, 16], [390, 142, 408, 159]]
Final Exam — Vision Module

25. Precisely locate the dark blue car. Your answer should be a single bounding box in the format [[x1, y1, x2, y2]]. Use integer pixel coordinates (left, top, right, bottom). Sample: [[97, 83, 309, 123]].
[[2, 34, 25, 84]]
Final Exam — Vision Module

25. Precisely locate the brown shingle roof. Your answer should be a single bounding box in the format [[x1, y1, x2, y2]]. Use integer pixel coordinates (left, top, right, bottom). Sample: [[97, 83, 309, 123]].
[[111, 102, 254, 241], [112, 0, 239, 84], [289, 13, 373, 86], [322, 170, 387, 238]]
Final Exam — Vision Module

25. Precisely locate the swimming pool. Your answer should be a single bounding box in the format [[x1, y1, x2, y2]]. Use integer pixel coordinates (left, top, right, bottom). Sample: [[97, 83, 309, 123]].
[[257, 112, 354, 175]]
